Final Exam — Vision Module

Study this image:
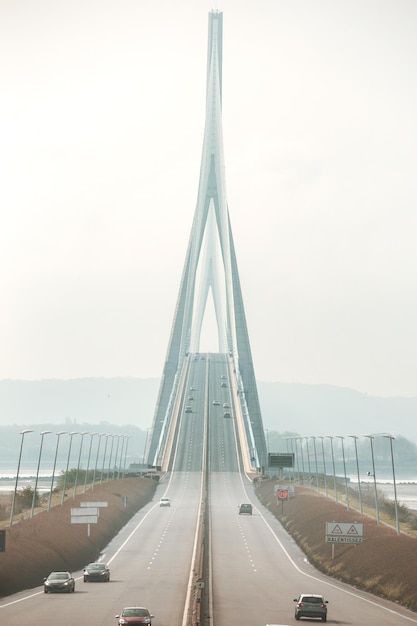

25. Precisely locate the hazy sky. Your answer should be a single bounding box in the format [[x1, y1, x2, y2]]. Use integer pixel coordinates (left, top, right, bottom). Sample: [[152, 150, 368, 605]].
[[1, 0, 416, 398]]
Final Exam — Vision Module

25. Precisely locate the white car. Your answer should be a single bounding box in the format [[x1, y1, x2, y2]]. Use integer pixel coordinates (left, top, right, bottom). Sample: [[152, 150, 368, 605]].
[[159, 497, 171, 507]]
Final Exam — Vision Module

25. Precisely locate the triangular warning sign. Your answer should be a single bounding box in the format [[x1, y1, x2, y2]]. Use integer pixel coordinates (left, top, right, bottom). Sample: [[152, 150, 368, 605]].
[[347, 525, 359, 535], [331, 524, 343, 534]]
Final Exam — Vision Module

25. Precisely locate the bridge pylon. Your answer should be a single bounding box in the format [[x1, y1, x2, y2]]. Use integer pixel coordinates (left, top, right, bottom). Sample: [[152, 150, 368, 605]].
[[147, 11, 267, 473]]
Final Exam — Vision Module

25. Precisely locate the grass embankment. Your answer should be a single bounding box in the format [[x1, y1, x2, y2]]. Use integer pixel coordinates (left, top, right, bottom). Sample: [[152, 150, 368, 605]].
[[0, 477, 157, 597], [255, 480, 417, 612]]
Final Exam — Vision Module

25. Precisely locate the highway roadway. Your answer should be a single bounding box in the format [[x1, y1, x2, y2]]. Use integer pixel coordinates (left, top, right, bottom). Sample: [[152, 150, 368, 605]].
[[1, 354, 417, 625]]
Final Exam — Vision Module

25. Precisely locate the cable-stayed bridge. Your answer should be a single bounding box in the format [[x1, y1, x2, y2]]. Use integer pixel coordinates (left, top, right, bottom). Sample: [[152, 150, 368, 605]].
[[145, 11, 267, 474]]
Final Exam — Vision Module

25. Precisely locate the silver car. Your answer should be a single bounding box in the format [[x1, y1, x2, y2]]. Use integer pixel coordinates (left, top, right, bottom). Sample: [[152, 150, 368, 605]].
[[294, 594, 328, 622]]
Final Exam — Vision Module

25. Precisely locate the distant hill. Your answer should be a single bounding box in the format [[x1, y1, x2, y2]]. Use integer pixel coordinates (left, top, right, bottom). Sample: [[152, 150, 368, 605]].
[[1, 378, 417, 443]]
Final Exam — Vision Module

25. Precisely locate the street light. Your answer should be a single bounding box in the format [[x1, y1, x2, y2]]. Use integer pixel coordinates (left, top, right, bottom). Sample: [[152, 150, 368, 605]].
[[291, 437, 301, 484], [9, 429, 33, 526], [73, 431, 89, 498], [142, 428, 151, 467], [106, 435, 117, 482], [48, 431, 67, 511], [92, 433, 106, 491], [326, 436, 338, 503], [122, 435, 132, 477], [31, 430, 52, 517], [310, 437, 320, 493], [61, 432, 79, 505], [336, 436, 350, 509], [112, 435, 123, 480], [304, 437, 312, 488], [100, 434, 111, 484], [117, 435, 126, 479], [298, 437, 306, 485], [83, 432, 98, 493], [363, 434, 380, 524], [348, 435, 363, 515], [381, 433, 400, 535], [318, 436, 328, 497]]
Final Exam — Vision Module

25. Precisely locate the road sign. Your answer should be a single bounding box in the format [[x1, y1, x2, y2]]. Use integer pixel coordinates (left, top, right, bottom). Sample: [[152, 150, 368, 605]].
[[71, 507, 99, 517], [80, 501, 108, 508], [326, 536, 363, 544], [71, 515, 98, 524], [325, 522, 363, 543], [277, 489, 289, 500], [268, 453, 294, 468]]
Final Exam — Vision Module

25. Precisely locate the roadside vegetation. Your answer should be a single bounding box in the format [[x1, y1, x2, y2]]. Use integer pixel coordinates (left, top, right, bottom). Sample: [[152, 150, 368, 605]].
[[0, 476, 157, 597], [255, 479, 417, 612]]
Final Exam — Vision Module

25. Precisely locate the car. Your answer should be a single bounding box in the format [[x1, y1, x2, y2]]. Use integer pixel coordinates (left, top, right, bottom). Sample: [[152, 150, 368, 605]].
[[44, 571, 75, 593], [212, 400, 220, 406], [188, 396, 194, 401], [185, 406, 193, 413], [222, 402, 230, 408], [83, 562, 110, 582], [221, 375, 227, 379], [159, 497, 171, 507], [115, 607, 154, 625], [238, 503, 253, 515], [223, 412, 231, 418], [294, 594, 328, 622], [190, 386, 196, 391], [221, 382, 227, 388]]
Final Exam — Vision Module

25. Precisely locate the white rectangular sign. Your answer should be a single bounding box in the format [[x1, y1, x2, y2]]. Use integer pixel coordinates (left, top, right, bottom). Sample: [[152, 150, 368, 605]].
[[326, 522, 363, 537], [325, 535, 363, 544], [80, 501, 108, 508], [71, 516, 98, 524], [71, 507, 99, 517]]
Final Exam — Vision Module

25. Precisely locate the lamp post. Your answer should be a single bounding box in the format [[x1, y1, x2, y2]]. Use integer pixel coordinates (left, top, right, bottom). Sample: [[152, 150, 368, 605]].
[[9, 429, 33, 526], [112, 435, 122, 480], [122, 435, 132, 477], [117, 436, 126, 479], [298, 437, 306, 485], [363, 434, 380, 524], [336, 436, 349, 509], [92, 433, 106, 491], [289, 437, 297, 482], [304, 437, 312, 488], [83, 432, 98, 493], [318, 436, 328, 497], [142, 428, 151, 467], [73, 431, 89, 499], [311, 437, 320, 493], [48, 431, 67, 511], [100, 434, 111, 484], [290, 438, 300, 484], [381, 433, 400, 535], [61, 432, 79, 505], [326, 436, 338, 503], [106, 435, 117, 482], [348, 435, 363, 515], [31, 430, 52, 517]]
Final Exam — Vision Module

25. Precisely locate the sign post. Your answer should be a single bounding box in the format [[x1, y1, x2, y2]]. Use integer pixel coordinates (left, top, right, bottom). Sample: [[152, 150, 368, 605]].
[[325, 522, 363, 559]]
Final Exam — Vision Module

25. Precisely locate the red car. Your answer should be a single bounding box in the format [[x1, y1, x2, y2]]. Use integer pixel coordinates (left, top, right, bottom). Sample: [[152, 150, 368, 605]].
[[115, 607, 154, 625]]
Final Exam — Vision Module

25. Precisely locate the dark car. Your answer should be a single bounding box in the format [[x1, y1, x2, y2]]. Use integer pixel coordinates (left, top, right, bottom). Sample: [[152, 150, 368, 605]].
[[44, 571, 75, 593], [238, 503, 253, 514], [115, 607, 154, 625], [83, 562, 110, 582], [223, 412, 231, 418], [294, 594, 328, 621]]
